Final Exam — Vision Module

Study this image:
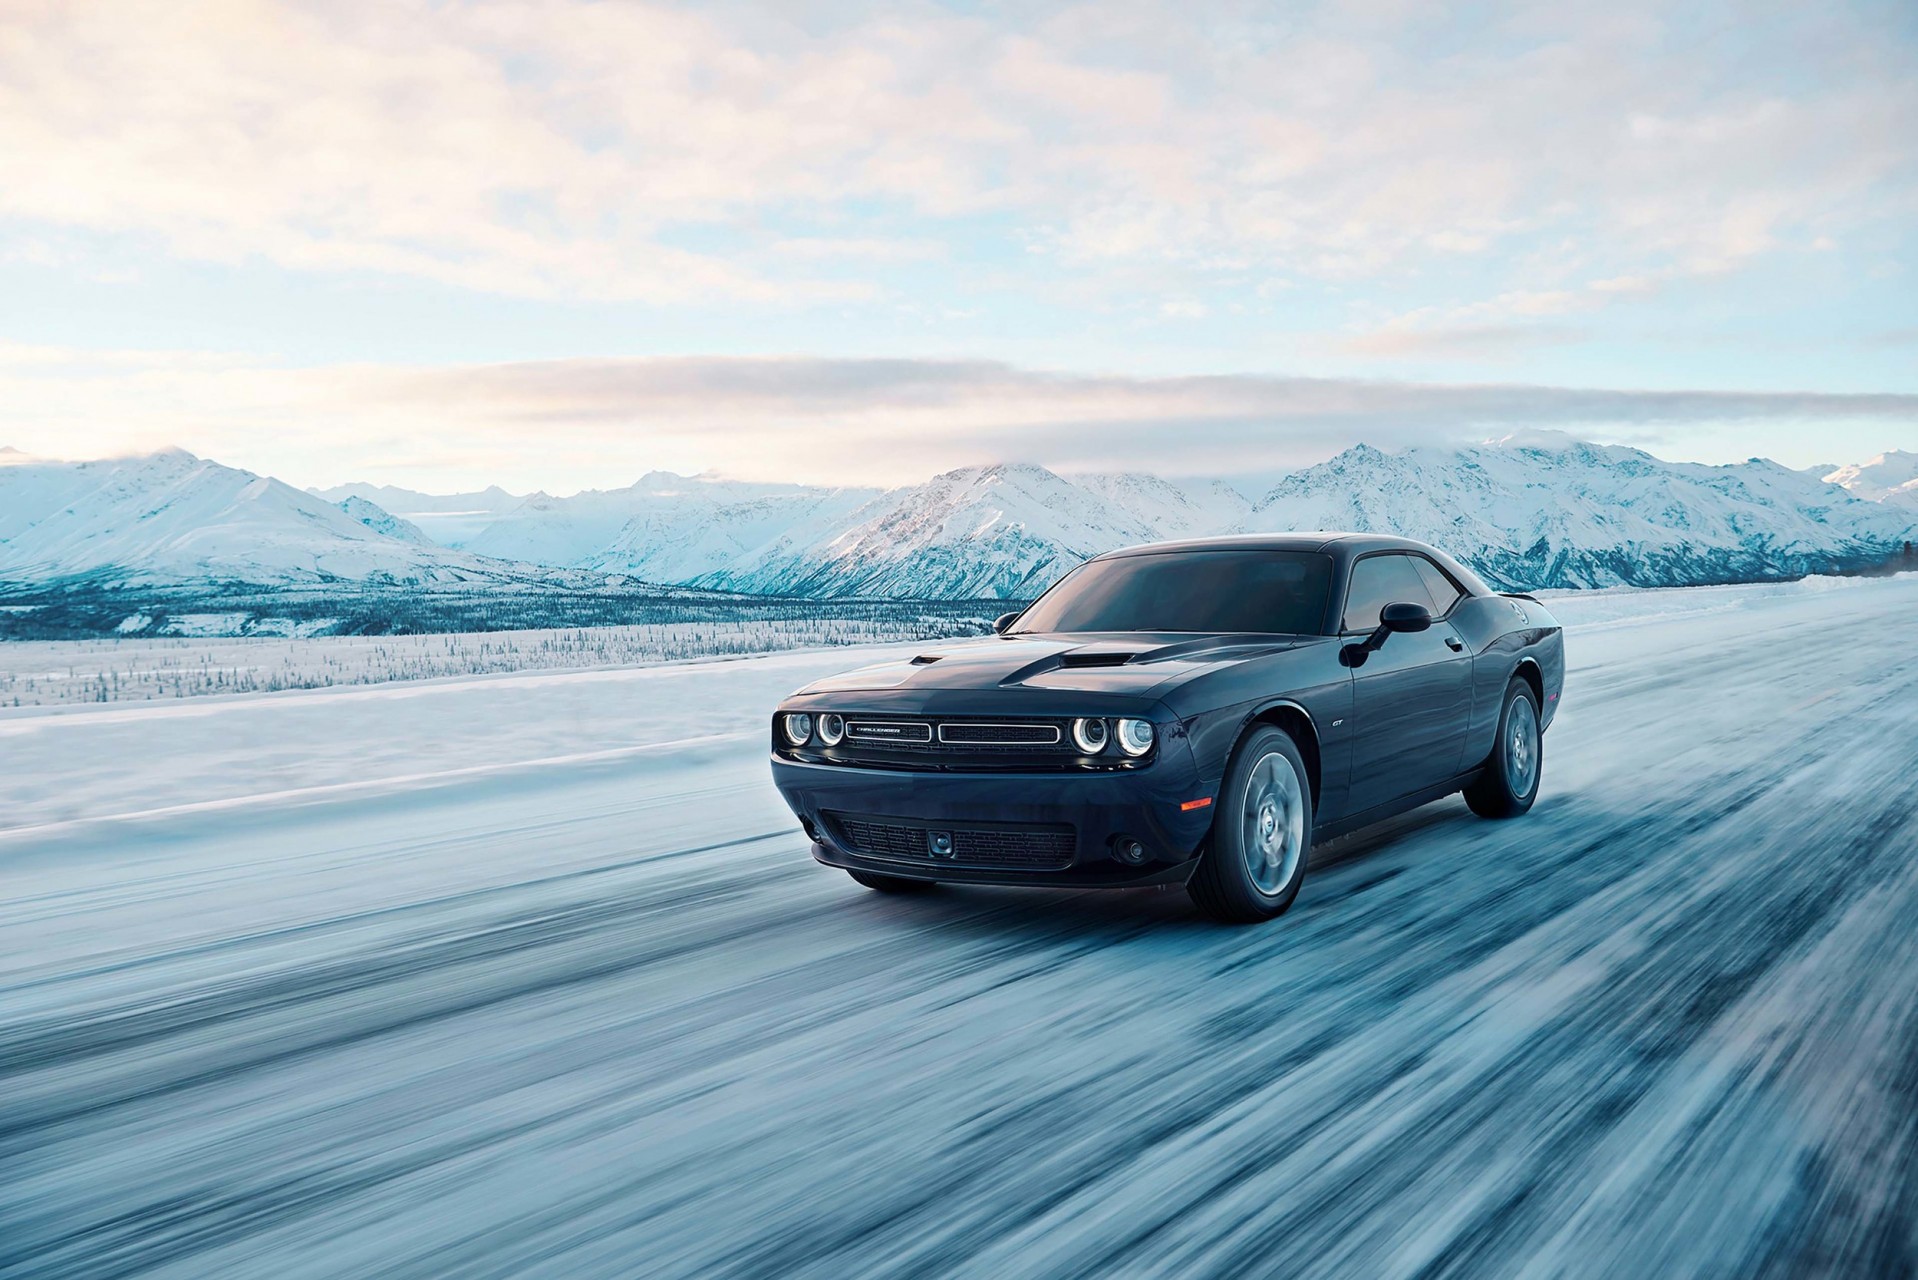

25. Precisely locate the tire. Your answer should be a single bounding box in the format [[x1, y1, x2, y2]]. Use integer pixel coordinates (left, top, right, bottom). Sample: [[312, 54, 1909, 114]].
[[848, 869, 937, 894], [1464, 678, 1543, 818], [1187, 726, 1314, 924]]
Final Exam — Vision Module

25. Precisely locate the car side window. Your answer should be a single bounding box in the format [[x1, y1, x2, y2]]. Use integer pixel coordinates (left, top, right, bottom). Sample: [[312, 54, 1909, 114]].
[[1411, 556, 1465, 617], [1342, 554, 1437, 632]]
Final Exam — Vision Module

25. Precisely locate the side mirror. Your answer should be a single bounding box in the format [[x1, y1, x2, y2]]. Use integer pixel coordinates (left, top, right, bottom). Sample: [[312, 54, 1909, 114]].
[[1342, 600, 1432, 666], [1380, 600, 1432, 634], [993, 611, 1022, 635]]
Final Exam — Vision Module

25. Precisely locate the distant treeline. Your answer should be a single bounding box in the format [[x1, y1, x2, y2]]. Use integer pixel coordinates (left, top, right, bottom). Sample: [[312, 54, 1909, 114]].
[[0, 578, 1016, 643]]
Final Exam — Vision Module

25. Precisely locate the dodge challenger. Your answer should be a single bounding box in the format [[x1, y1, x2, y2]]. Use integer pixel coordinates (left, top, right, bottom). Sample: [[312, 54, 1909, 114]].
[[770, 533, 1564, 923]]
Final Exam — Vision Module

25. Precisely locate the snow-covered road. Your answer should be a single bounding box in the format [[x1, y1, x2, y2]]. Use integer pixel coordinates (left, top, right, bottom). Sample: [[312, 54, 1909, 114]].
[[4, 576, 1916, 1277]]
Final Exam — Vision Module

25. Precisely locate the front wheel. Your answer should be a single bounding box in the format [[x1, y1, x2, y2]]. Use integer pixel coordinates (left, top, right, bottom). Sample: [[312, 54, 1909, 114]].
[[1187, 727, 1313, 924], [1464, 678, 1543, 818], [848, 869, 937, 894]]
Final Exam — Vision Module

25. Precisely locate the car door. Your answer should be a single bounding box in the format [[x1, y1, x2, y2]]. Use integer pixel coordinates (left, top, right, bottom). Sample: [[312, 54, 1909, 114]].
[[1341, 551, 1474, 813]]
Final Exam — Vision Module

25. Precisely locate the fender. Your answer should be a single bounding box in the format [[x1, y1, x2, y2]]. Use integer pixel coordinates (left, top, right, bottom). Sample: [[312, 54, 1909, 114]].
[[1215, 691, 1349, 817]]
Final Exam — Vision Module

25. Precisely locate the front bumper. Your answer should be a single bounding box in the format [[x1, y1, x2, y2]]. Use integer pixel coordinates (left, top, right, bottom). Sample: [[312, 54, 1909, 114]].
[[770, 742, 1217, 889]]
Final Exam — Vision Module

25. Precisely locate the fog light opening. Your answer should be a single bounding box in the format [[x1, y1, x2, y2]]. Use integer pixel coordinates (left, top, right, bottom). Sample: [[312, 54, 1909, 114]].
[[1116, 838, 1149, 866]]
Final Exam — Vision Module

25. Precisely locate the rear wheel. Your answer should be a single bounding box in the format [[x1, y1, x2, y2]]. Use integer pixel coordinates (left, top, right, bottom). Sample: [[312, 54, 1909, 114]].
[[1187, 727, 1313, 924], [1464, 678, 1543, 818], [848, 869, 937, 894]]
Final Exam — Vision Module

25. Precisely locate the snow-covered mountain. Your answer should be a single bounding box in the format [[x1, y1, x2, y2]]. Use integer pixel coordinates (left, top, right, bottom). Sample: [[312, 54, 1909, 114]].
[[1241, 434, 1916, 590], [336, 495, 435, 546], [1825, 451, 1918, 509], [459, 472, 882, 578], [311, 482, 523, 546], [1070, 471, 1253, 540], [701, 463, 1177, 598], [583, 483, 881, 585], [7, 437, 1914, 600], [0, 448, 530, 586]]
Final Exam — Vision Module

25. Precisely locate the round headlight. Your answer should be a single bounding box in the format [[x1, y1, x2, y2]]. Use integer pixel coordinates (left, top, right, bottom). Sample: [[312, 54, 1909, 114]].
[[782, 713, 814, 745], [817, 713, 846, 745], [1115, 718, 1155, 757], [1070, 717, 1109, 754]]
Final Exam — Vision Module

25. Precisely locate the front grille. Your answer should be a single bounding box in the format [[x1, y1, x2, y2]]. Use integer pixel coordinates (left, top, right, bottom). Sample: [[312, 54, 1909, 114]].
[[833, 717, 1075, 760], [937, 722, 1061, 745], [827, 813, 1076, 870]]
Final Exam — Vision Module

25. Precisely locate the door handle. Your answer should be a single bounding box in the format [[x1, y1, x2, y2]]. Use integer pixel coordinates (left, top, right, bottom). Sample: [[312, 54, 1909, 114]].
[[1445, 637, 1464, 652]]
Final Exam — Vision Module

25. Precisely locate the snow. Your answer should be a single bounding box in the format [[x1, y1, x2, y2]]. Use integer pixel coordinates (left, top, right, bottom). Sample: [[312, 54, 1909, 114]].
[[11, 445, 1916, 603], [0, 612, 989, 708], [3, 575, 1918, 1274], [0, 448, 515, 585], [392, 447, 1918, 597], [1240, 437, 1917, 589], [2, 574, 1916, 1275], [310, 482, 525, 546], [465, 472, 882, 576], [336, 495, 435, 545], [1825, 449, 1918, 508]]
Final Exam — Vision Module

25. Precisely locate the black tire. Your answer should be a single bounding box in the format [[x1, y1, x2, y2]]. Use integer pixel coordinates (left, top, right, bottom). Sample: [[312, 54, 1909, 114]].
[[848, 869, 937, 893], [1464, 678, 1543, 818], [1187, 726, 1314, 924]]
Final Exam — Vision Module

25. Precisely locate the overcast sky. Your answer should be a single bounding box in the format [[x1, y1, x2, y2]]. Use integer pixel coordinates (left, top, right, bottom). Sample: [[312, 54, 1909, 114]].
[[2, 0, 1914, 491]]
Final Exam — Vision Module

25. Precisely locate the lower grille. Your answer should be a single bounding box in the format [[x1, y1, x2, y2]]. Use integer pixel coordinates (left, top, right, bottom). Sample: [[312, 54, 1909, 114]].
[[827, 813, 1076, 870]]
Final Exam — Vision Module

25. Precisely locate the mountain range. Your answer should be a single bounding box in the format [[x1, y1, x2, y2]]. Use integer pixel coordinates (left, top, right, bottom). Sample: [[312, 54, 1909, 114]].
[[3, 436, 1913, 601]]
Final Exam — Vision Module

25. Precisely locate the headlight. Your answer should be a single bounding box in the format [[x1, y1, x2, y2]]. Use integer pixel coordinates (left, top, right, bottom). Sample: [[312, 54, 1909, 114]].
[[817, 713, 845, 745], [782, 713, 814, 745], [1115, 718, 1155, 757], [1070, 716, 1109, 754]]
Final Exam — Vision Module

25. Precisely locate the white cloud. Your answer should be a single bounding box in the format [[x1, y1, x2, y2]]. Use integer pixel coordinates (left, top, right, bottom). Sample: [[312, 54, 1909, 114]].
[[0, 0, 1910, 308]]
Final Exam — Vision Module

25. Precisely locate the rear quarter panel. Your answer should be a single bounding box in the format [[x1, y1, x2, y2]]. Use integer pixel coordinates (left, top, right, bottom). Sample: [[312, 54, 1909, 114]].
[[1454, 594, 1566, 764]]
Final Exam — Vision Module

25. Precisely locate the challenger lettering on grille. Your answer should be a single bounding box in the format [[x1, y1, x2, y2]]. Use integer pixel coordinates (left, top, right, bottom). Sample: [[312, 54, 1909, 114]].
[[846, 720, 934, 743]]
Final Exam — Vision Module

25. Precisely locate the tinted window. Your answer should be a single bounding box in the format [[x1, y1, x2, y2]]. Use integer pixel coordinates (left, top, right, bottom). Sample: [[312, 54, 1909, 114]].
[[1342, 554, 1436, 631], [1012, 551, 1333, 635], [1411, 556, 1465, 616]]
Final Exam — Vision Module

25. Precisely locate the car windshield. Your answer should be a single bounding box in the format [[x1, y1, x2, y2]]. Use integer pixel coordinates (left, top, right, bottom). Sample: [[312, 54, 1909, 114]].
[[1011, 550, 1333, 635]]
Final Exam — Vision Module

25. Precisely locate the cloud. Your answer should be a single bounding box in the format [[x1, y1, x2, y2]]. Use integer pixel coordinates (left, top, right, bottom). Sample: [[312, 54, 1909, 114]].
[[3, 346, 1913, 490], [0, 0, 1911, 309], [1339, 324, 1593, 358]]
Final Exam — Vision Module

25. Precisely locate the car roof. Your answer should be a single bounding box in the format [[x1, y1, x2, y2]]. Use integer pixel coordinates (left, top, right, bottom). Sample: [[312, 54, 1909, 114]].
[[1092, 532, 1437, 558]]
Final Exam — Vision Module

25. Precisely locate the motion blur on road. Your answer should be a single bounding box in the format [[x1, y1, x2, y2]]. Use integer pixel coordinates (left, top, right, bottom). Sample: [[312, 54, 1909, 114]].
[[4, 576, 1916, 1277]]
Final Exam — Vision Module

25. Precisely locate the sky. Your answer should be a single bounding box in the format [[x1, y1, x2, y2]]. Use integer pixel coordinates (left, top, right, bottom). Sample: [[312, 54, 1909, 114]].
[[1, 0, 1914, 493]]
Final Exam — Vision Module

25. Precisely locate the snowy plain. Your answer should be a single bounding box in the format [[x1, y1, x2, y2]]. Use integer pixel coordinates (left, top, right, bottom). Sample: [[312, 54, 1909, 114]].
[[3, 573, 1916, 1276], [0, 611, 989, 710]]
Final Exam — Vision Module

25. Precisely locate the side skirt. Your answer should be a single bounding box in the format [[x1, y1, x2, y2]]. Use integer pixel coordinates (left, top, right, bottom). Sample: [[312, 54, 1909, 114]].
[[1311, 768, 1486, 845]]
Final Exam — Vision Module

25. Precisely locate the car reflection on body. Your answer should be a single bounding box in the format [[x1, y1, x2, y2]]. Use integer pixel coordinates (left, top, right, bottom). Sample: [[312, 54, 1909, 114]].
[[770, 534, 1564, 923]]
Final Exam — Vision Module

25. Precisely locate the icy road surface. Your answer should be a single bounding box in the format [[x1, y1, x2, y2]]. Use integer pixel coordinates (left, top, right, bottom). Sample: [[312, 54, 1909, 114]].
[[3, 575, 1916, 1277]]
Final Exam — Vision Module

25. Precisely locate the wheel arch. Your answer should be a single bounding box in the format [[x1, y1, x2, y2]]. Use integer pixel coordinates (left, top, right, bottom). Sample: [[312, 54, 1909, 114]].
[[1239, 700, 1322, 810], [1513, 657, 1544, 709]]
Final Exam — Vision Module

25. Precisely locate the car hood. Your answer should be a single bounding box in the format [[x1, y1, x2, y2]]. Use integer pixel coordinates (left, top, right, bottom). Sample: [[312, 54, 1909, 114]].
[[795, 632, 1318, 696]]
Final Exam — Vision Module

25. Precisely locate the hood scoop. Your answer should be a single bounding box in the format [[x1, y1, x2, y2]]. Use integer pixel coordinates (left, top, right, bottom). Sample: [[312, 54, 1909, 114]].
[[1057, 651, 1138, 668], [909, 654, 943, 665]]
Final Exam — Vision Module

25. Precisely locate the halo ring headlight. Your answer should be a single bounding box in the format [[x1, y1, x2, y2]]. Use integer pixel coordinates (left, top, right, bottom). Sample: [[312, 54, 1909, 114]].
[[1070, 717, 1109, 754], [1115, 718, 1156, 757], [817, 713, 846, 746], [782, 713, 814, 745]]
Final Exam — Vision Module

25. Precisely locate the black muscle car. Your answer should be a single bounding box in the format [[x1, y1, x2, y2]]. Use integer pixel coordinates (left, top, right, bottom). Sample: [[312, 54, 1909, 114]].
[[770, 534, 1564, 923]]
